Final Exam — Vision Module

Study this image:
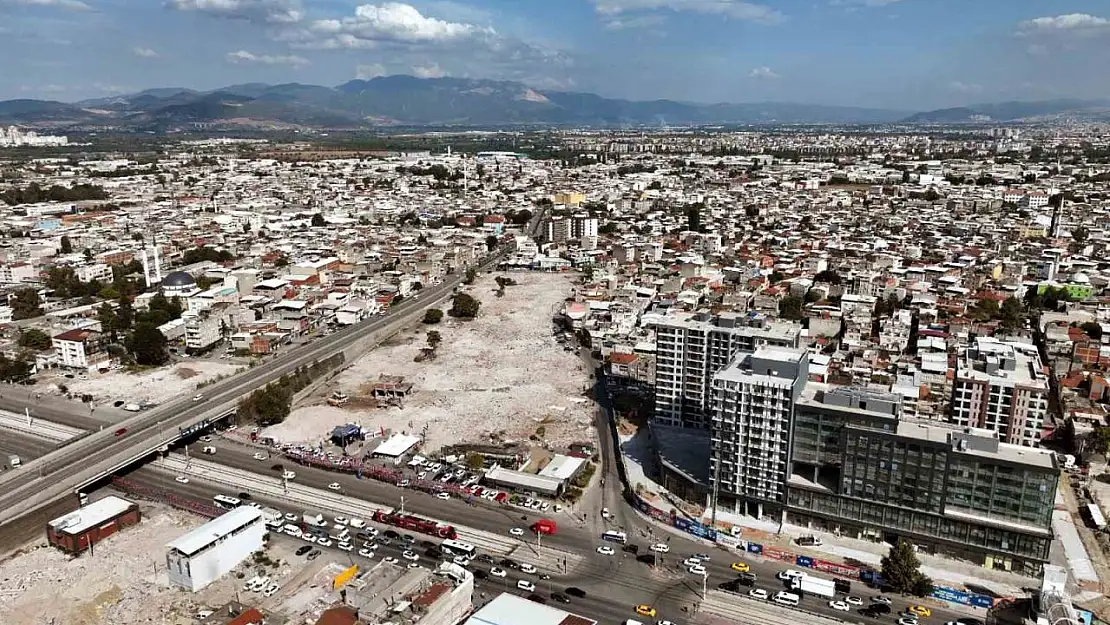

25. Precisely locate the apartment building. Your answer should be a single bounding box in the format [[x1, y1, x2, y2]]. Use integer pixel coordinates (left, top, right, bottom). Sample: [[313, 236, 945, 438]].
[[546, 216, 570, 244], [951, 337, 1049, 447], [653, 312, 801, 429], [709, 347, 809, 518], [788, 384, 1057, 574], [52, 328, 109, 371], [0, 263, 37, 284], [570, 214, 598, 239]]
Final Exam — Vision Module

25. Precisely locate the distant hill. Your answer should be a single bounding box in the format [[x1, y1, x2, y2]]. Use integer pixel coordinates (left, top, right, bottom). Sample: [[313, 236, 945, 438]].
[[0, 76, 912, 129], [904, 99, 1110, 123]]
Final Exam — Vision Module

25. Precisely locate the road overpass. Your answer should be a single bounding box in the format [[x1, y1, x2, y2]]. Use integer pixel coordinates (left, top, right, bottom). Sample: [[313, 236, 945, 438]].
[[0, 207, 545, 537]]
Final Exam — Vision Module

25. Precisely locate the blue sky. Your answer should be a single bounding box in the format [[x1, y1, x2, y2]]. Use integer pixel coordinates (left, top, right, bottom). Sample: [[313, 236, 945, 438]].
[[3, 0, 1110, 110]]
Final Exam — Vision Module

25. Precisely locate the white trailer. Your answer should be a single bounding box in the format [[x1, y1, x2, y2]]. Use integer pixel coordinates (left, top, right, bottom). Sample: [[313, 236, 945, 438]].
[[791, 575, 836, 598]]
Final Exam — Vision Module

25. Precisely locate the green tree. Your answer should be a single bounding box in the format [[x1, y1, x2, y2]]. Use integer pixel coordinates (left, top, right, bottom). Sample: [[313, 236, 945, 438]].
[[449, 293, 481, 319], [813, 269, 841, 285], [18, 328, 52, 350], [426, 330, 442, 350], [485, 234, 499, 251], [116, 296, 134, 330], [467, 453, 485, 470], [97, 302, 119, 340], [971, 298, 1000, 321], [59, 235, 73, 254], [778, 295, 804, 320], [999, 296, 1023, 329], [10, 288, 42, 320], [880, 539, 934, 596], [422, 308, 444, 324], [1081, 321, 1103, 341], [0, 353, 34, 383], [311, 213, 325, 227], [128, 323, 169, 366], [1073, 225, 1090, 244], [463, 267, 477, 285]]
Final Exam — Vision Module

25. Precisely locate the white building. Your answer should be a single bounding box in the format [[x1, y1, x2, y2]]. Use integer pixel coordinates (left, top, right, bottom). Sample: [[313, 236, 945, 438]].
[[0, 263, 37, 284], [0, 126, 67, 147], [75, 263, 113, 284], [652, 312, 801, 429], [950, 337, 1049, 447], [52, 328, 108, 371], [166, 506, 264, 592], [710, 347, 809, 518], [570, 214, 598, 239]]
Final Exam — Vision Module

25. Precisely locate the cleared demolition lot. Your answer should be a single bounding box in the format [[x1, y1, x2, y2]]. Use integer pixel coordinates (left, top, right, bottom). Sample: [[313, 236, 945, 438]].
[[40, 361, 243, 407], [266, 272, 594, 452]]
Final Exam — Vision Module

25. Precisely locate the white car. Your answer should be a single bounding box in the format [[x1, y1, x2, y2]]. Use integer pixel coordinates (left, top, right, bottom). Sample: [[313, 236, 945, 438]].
[[254, 452, 267, 460], [601, 507, 611, 518], [328, 483, 341, 491], [749, 588, 769, 600], [202, 446, 216, 455], [383, 556, 399, 565], [282, 471, 296, 480], [175, 476, 189, 484], [402, 550, 419, 561], [649, 543, 669, 553], [490, 567, 507, 578], [263, 584, 279, 597], [358, 548, 375, 558], [302, 534, 317, 543], [334, 517, 348, 526], [828, 600, 850, 611], [845, 596, 863, 606], [435, 492, 450, 500], [408, 562, 422, 569], [683, 557, 703, 567], [284, 512, 298, 522], [338, 543, 353, 552], [453, 555, 471, 566], [316, 539, 332, 547], [687, 564, 707, 576], [508, 527, 524, 536], [519, 563, 537, 574], [350, 518, 366, 528], [596, 545, 615, 555], [517, 580, 536, 592]]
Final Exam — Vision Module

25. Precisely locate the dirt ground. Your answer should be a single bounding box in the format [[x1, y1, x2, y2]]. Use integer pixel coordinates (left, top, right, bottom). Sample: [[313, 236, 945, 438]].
[[38, 361, 243, 406], [0, 500, 300, 625], [264, 272, 595, 453]]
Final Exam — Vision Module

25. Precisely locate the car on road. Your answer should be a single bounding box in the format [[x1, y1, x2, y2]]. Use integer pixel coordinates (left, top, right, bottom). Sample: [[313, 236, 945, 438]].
[[435, 492, 450, 500], [908, 606, 932, 618], [517, 580, 536, 592], [693, 553, 711, 561], [453, 555, 470, 566], [296, 545, 312, 556], [565, 587, 586, 598], [828, 600, 850, 611], [199, 436, 212, 443], [845, 596, 863, 605], [622, 544, 640, 555], [327, 482, 341, 491], [658, 621, 677, 625], [635, 605, 657, 618], [192, 394, 203, 402], [730, 562, 750, 573], [382, 557, 399, 565], [596, 545, 615, 555], [863, 604, 892, 616], [736, 572, 757, 586], [284, 512, 297, 522], [253, 452, 267, 460], [282, 471, 296, 480], [519, 563, 537, 574], [687, 564, 707, 576], [777, 569, 805, 581], [175, 476, 189, 484], [509, 527, 524, 536], [490, 567, 507, 578], [317, 539, 333, 547], [649, 543, 669, 553], [897, 619, 919, 625], [551, 593, 570, 604], [871, 596, 893, 605], [402, 551, 419, 561], [475, 553, 495, 563], [338, 543, 353, 552], [358, 548, 375, 558], [263, 583, 279, 597], [307, 549, 321, 561], [334, 517, 348, 526], [384, 530, 400, 538], [526, 593, 546, 604], [601, 507, 610, 518], [114, 427, 128, 437], [748, 588, 769, 600], [683, 557, 703, 567]]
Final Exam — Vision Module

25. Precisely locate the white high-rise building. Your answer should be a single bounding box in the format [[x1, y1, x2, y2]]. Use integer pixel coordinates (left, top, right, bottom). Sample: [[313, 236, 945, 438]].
[[709, 346, 809, 518], [0, 126, 68, 147], [652, 312, 801, 429], [570, 214, 598, 239]]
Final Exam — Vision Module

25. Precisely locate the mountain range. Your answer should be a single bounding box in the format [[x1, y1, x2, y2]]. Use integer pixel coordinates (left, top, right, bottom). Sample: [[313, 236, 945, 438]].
[[0, 75, 1106, 129]]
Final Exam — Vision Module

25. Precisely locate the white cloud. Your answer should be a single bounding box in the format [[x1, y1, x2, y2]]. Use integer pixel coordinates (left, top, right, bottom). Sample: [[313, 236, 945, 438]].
[[411, 62, 445, 78], [748, 66, 779, 79], [831, 0, 901, 8], [132, 46, 159, 58], [9, 0, 91, 11], [1017, 13, 1110, 36], [226, 49, 309, 67], [166, 0, 303, 24], [356, 62, 388, 79], [304, 3, 492, 49], [949, 81, 983, 94], [590, 0, 782, 24], [604, 14, 666, 29]]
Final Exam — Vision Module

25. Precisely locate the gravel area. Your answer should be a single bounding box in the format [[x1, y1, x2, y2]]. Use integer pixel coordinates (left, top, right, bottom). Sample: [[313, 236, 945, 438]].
[[0, 500, 297, 625], [265, 272, 595, 452], [38, 361, 243, 406]]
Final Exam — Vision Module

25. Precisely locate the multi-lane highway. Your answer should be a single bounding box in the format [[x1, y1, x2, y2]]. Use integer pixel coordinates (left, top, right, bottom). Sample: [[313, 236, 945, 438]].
[[176, 434, 970, 625]]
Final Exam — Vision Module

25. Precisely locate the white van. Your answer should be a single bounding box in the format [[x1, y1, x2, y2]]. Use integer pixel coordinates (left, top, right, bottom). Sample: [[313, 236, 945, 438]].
[[623, 621, 645, 625], [773, 591, 800, 607]]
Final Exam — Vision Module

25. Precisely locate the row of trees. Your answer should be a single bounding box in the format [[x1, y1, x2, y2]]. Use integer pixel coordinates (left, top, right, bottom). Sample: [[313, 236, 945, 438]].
[[236, 354, 346, 425], [1, 182, 108, 206]]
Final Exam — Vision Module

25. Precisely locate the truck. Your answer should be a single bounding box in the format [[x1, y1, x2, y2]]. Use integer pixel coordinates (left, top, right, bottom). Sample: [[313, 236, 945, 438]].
[[8, 454, 20, 468], [302, 511, 327, 527], [261, 507, 283, 528], [790, 575, 836, 599], [531, 519, 557, 535]]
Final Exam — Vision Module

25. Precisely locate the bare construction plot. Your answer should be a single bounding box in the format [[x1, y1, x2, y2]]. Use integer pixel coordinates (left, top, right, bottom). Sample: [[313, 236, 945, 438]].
[[265, 272, 595, 452]]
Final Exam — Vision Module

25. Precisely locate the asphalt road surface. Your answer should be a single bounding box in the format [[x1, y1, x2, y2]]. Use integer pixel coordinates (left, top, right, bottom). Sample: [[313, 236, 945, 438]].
[[0, 429, 59, 462], [182, 437, 968, 625]]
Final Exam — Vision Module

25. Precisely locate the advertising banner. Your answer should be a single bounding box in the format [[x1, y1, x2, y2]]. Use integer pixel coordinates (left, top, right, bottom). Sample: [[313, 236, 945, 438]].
[[812, 559, 861, 579], [762, 546, 796, 562], [795, 555, 814, 568], [932, 587, 971, 605]]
